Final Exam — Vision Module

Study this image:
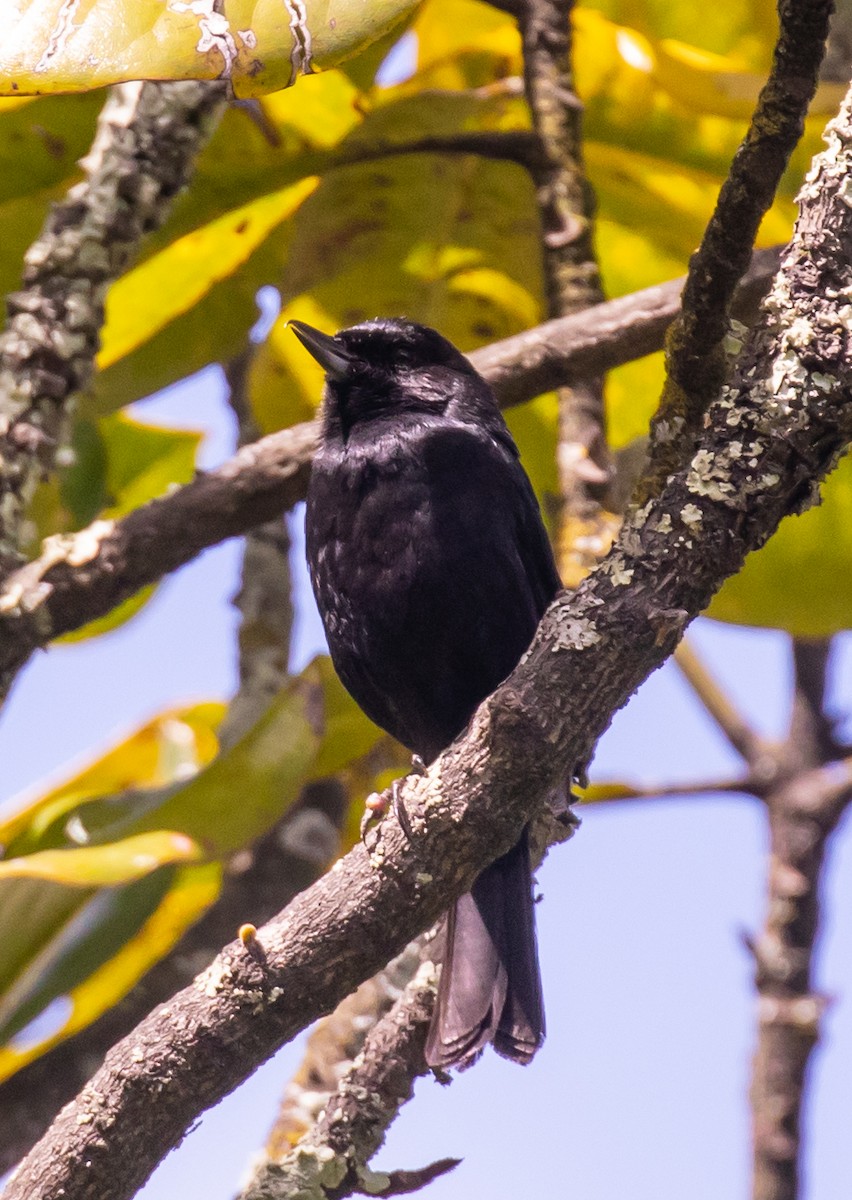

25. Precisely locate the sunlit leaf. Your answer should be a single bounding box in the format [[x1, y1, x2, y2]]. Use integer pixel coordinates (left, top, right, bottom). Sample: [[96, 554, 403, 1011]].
[[311, 657, 387, 779], [0, 703, 225, 855], [0, 0, 419, 98], [32, 414, 201, 639], [89, 228, 292, 412], [577, 780, 643, 803], [411, 0, 521, 88], [248, 96, 543, 432], [0, 90, 98, 204], [98, 178, 319, 373], [584, 0, 778, 66], [0, 831, 201, 886], [57, 587, 158, 645], [134, 667, 322, 856], [709, 456, 852, 636], [0, 864, 219, 1080], [0, 870, 173, 1045]]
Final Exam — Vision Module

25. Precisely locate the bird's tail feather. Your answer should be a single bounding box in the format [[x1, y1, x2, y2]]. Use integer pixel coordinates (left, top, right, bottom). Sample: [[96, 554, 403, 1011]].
[[425, 828, 544, 1069]]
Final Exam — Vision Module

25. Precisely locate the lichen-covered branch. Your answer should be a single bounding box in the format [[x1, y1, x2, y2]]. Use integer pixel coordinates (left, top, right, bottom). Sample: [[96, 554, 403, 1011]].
[[0, 80, 226, 580], [640, 0, 833, 500], [0, 418, 320, 697], [6, 81, 852, 1200], [237, 946, 437, 1200], [0, 354, 314, 1175], [0, 248, 779, 698]]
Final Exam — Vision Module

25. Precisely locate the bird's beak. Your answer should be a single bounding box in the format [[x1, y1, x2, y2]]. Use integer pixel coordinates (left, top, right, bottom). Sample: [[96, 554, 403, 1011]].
[[287, 320, 355, 381]]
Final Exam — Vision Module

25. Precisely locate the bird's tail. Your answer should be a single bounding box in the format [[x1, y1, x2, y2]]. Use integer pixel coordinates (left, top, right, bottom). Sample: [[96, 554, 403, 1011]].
[[424, 827, 545, 1069]]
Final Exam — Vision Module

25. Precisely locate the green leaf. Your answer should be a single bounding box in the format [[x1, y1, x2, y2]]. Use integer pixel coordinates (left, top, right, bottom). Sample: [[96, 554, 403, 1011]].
[[708, 456, 852, 636], [0, 702, 225, 856], [0, 0, 419, 98], [0, 703, 224, 1072], [57, 587, 158, 646], [0, 870, 173, 1045], [42, 413, 202, 640], [310, 657, 388, 779], [0, 863, 220, 1075], [0, 93, 99, 204], [134, 668, 323, 856]]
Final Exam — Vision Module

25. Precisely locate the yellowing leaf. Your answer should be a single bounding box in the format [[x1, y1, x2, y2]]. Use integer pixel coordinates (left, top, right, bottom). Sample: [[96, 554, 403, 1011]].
[[0, 703, 224, 855], [0, 0, 419, 98], [708, 456, 852, 636], [98, 178, 318, 371], [411, 0, 521, 88], [56, 587, 157, 645], [311, 657, 388, 779], [0, 863, 220, 1079], [135, 668, 322, 856], [0, 868, 173, 1045], [0, 831, 201, 886], [249, 134, 542, 432], [577, 781, 641, 803]]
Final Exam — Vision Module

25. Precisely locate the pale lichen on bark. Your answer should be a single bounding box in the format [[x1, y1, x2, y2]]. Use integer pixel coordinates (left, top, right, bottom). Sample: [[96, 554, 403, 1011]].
[[0, 79, 226, 580]]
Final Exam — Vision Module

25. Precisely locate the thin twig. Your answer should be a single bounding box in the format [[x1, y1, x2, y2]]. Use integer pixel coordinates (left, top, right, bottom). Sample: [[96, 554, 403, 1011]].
[[217, 351, 295, 751], [639, 0, 833, 500], [0, 248, 781, 698], [674, 639, 774, 769]]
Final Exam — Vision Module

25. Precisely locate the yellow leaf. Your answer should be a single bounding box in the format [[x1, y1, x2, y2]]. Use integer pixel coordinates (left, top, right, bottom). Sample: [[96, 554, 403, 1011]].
[[0, 703, 224, 854], [0, 831, 202, 886], [709, 455, 852, 636], [0, 0, 420, 98], [98, 178, 318, 371], [249, 145, 542, 433], [0, 863, 220, 1080], [134, 669, 322, 856]]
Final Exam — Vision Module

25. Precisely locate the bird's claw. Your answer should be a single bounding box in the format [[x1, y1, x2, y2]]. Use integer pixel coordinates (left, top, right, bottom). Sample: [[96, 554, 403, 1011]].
[[360, 758, 423, 844]]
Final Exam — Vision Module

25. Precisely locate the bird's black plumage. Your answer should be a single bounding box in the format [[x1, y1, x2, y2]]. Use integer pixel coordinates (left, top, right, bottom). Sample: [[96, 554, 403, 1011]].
[[294, 316, 561, 1068]]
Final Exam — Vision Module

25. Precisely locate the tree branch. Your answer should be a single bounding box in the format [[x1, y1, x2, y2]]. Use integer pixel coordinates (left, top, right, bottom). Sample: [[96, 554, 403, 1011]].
[[6, 81, 852, 1200], [750, 641, 852, 1200], [236, 945, 437, 1200], [640, 0, 833, 499], [0, 248, 780, 698], [0, 80, 226, 580], [517, 0, 613, 586], [0, 348, 308, 1174]]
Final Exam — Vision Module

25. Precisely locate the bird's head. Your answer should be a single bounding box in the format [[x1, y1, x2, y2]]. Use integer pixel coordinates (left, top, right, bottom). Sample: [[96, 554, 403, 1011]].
[[288, 317, 488, 438]]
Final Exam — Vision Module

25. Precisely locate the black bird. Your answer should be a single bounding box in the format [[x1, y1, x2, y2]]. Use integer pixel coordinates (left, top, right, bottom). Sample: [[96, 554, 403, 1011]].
[[291, 316, 561, 1068]]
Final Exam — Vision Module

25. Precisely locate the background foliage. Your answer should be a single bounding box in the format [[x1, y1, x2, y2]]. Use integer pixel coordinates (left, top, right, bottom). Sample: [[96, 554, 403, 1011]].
[[0, 0, 848, 1136]]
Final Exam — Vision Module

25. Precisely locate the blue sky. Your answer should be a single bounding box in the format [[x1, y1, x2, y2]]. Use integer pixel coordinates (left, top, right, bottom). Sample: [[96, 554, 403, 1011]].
[[1, 367, 851, 1200]]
